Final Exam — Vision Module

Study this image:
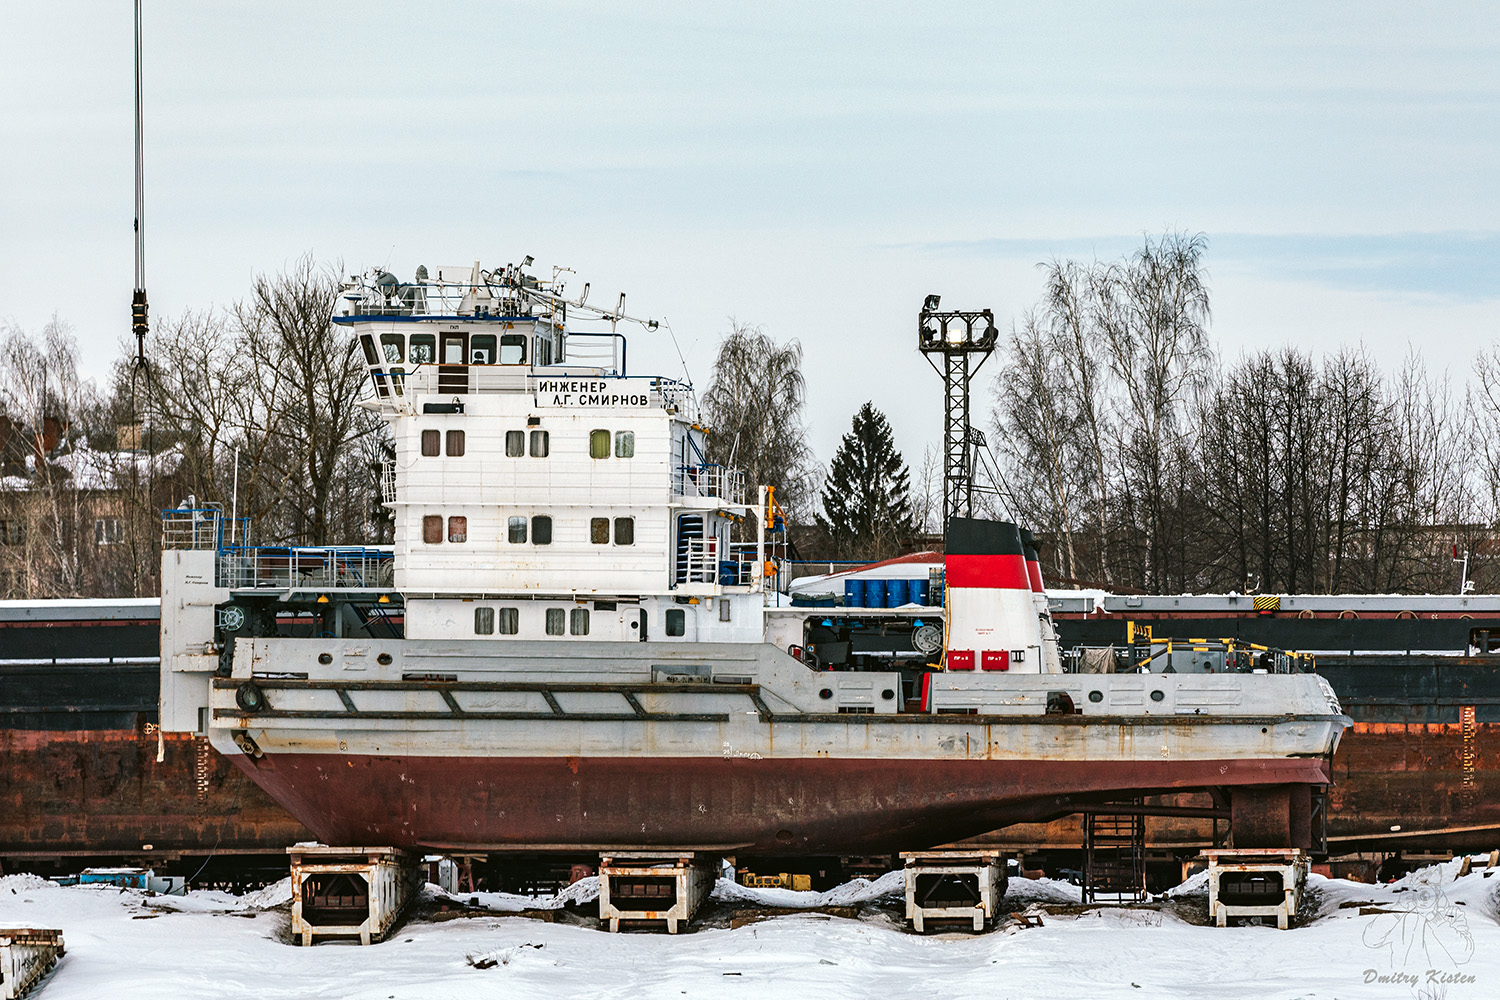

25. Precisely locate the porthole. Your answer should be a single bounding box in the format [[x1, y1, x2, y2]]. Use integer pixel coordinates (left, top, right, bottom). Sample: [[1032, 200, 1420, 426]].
[[1150, 690, 1165, 702], [318, 652, 333, 665], [881, 689, 895, 700], [1088, 690, 1103, 703], [818, 688, 833, 700], [377, 653, 393, 666], [235, 682, 266, 713]]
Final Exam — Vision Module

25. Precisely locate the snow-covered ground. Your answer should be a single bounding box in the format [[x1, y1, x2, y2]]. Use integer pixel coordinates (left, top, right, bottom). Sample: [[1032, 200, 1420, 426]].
[[2, 858, 1496, 1000]]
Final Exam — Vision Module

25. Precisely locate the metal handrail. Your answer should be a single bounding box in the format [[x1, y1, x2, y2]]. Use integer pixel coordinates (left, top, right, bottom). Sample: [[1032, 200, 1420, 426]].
[[216, 545, 395, 591], [673, 463, 745, 505]]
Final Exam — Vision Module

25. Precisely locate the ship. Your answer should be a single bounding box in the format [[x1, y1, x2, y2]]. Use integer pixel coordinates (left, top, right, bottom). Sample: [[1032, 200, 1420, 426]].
[[155, 259, 1349, 858]]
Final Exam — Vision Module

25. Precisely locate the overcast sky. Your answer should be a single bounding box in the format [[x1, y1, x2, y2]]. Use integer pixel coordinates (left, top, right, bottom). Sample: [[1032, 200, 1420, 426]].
[[3, 1, 1498, 467]]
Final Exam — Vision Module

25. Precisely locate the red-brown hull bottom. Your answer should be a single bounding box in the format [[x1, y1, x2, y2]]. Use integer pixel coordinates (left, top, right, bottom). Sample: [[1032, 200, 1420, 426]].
[[232, 752, 1331, 854]]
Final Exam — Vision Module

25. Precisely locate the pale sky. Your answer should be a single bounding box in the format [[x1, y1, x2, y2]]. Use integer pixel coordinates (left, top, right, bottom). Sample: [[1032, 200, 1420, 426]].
[[3, 2, 1497, 468]]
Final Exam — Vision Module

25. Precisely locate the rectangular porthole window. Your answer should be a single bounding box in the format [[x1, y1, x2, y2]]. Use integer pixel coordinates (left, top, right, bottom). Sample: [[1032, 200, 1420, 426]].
[[446, 430, 465, 456], [498, 608, 519, 635], [665, 608, 685, 637], [474, 607, 494, 635], [590, 517, 609, 544], [448, 515, 467, 543], [570, 608, 590, 636], [545, 608, 565, 635], [422, 515, 442, 544], [506, 430, 524, 457], [615, 431, 634, 458], [589, 429, 610, 459], [532, 515, 552, 545], [508, 516, 528, 543], [719, 598, 731, 622], [421, 429, 440, 457], [530, 429, 549, 457], [613, 516, 634, 545]]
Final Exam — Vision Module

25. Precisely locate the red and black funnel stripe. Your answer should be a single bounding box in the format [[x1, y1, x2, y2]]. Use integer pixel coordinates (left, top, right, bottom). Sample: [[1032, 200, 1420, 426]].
[[945, 517, 1030, 589]]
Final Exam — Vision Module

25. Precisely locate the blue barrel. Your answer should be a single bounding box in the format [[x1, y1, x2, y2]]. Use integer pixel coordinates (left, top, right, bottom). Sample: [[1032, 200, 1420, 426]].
[[844, 578, 867, 607], [910, 579, 930, 606], [887, 579, 911, 607]]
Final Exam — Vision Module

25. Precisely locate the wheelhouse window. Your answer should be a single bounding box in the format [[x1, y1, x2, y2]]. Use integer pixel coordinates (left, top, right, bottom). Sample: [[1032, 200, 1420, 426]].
[[448, 515, 468, 543], [422, 515, 442, 544], [665, 609, 685, 637], [531, 515, 552, 544], [506, 430, 525, 457], [590, 517, 609, 544], [446, 430, 465, 456], [545, 608, 565, 635], [569, 608, 590, 636], [498, 608, 520, 635], [615, 431, 634, 458], [380, 333, 404, 364], [409, 334, 436, 364], [470, 334, 496, 364], [360, 335, 379, 365], [508, 516, 528, 543], [530, 430, 549, 457], [613, 517, 635, 545], [500, 333, 527, 364], [421, 429, 440, 457], [474, 607, 494, 635], [389, 368, 405, 395], [589, 429, 610, 459]]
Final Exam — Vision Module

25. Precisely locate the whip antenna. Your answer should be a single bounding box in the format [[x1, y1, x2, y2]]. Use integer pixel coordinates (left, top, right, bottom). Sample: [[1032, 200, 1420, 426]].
[[131, 0, 148, 367]]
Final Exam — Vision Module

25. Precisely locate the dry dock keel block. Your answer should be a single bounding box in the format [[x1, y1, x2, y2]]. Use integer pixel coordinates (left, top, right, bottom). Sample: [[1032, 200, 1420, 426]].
[[1201, 848, 1309, 929], [598, 852, 717, 933], [0, 928, 64, 1000], [901, 851, 1009, 932], [288, 845, 422, 945]]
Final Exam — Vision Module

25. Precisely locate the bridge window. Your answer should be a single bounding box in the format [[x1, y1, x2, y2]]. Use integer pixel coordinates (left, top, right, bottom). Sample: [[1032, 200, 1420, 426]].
[[506, 430, 524, 457], [570, 608, 590, 636], [421, 430, 440, 457], [508, 516, 528, 543], [615, 431, 634, 458], [389, 368, 405, 395], [546, 608, 565, 635], [470, 334, 496, 365], [590, 518, 609, 544], [498, 607, 519, 635], [665, 609, 685, 637], [532, 515, 552, 545], [360, 335, 379, 365], [409, 334, 435, 364], [448, 516, 467, 543], [529, 430, 549, 457], [380, 333, 404, 364], [446, 430, 465, 457], [474, 607, 494, 635], [422, 515, 442, 544], [500, 334, 526, 364], [589, 429, 610, 459]]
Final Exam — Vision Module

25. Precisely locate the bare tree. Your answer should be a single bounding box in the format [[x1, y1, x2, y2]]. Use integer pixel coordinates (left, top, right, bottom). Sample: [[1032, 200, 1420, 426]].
[[700, 321, 818, 520]]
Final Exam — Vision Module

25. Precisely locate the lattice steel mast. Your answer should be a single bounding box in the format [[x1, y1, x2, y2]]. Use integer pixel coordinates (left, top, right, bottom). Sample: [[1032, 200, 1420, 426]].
[[917, 295, 998, 530]]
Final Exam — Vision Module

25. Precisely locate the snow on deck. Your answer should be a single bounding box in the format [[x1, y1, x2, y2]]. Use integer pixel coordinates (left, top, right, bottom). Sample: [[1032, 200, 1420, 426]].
[[1, 859, 1496, 999]]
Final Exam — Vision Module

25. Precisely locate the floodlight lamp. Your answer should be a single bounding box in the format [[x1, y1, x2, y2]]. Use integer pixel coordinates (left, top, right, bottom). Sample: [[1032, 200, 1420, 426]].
[[922, 294, 941, 313]]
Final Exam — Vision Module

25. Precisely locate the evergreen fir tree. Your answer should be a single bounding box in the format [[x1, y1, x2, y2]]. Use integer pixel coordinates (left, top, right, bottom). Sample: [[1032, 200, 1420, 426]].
[[820, 402, 915, 558]]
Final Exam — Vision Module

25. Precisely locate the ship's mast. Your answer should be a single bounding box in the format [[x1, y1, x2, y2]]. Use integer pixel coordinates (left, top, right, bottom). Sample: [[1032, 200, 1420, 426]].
[[917, 295, 997, 530], [131, 0, 149, 365]]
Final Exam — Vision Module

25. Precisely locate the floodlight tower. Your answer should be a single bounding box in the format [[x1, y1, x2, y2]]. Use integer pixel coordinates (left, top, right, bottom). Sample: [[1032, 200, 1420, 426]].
[[918, 295, 998, 530]]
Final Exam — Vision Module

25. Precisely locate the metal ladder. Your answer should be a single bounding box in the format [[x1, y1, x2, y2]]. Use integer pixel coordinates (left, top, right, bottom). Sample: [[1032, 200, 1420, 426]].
[[1083, 803, 1146, 903]]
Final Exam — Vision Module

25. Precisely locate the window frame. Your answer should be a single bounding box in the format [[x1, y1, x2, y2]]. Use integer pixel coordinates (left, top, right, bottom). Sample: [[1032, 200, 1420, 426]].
[[529, 429, 549, 457], [531, 515, 552, 545], [505, 430, 525, 457], [508, 516, 528, 544], [615, 430, 635, 458], [545, 608, 566, 636], [474, 607, 495, 635], [613, 516, 635, 546], [421, 429, 440, 457], [422, 515, 443, 544], [569, 607, 590, 636], [497, 607, 520, 635], [665, 608, 685, 637], [589, 429, 611, 459], [590, 517, 610, 544], [446, 429, 465, 457], [447, 515, 468, 543]]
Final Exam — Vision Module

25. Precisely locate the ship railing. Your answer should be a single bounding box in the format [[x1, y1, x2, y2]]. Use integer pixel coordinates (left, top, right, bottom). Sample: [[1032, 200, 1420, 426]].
[[673, 463, 746, 505], [379, 460, 397, 504], [161, 506, 250, 551], [675, 537, 719, 585], [216, 545, 395, 592]]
